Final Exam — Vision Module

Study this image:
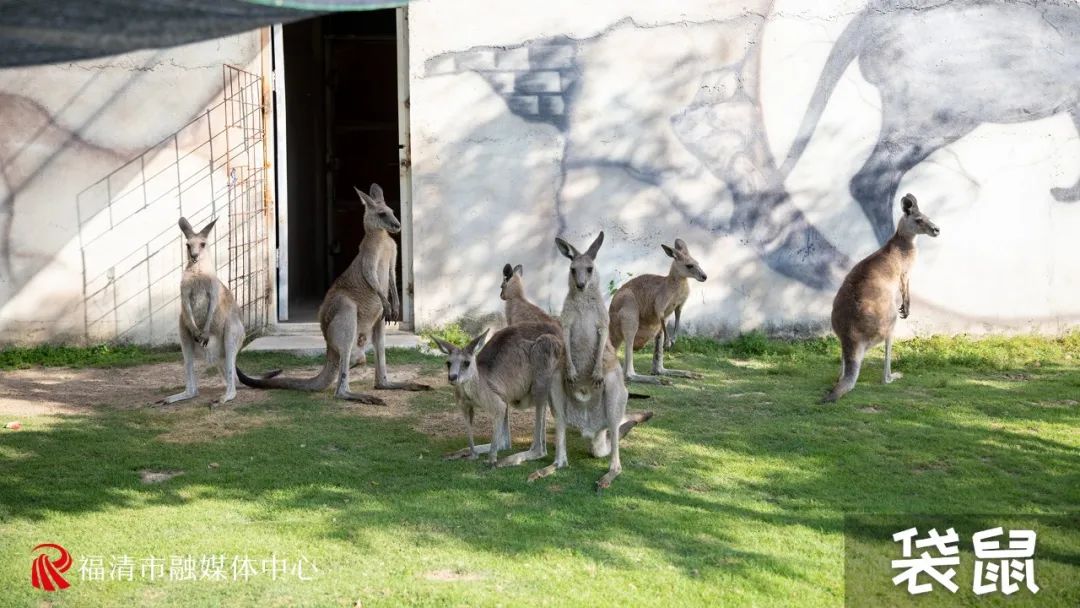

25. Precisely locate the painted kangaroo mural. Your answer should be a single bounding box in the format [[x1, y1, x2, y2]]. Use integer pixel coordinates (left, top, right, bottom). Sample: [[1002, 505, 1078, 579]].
[[423, 0, 1080, 292], [782, 0, 1080, 244]]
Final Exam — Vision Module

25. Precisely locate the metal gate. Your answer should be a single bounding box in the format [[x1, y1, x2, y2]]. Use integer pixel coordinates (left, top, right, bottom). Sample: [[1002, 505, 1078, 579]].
[[77, 65, 271, 343], [221, 65, 270, 335]]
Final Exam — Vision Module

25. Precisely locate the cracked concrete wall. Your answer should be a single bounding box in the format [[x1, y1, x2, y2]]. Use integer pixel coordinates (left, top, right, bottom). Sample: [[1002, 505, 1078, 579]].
[[409, 0, 1080, 337], [0, 32, 265, 345]]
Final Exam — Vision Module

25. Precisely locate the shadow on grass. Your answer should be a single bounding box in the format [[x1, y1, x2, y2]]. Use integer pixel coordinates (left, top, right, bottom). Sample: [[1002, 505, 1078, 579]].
[[0, 341, 1077, 586]]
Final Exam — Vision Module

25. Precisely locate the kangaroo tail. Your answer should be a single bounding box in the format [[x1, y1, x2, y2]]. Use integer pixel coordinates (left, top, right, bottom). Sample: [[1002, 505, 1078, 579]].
[[778, 12, 870, 178], [237, 351, 339, 391]]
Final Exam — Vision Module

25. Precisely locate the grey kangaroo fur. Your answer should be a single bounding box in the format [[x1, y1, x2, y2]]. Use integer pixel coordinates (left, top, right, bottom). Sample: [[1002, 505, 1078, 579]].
[[238, 183, 430, 403], [609, 238, 707, 384], [160, 217, 278, 407], [434, 323, 563, 467], [540, 232, 652, 490], [824, 193, 940, 402], [501, 263, 558, 326]]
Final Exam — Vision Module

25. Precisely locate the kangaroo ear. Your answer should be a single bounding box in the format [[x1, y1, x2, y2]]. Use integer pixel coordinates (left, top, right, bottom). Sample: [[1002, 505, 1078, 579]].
[[355, 186, 375, 207], [554, 238, 578, 260], [178, 217, 195, 238], [661, 244, 676, 258], [432, 337, 456, 355], [901, 193, 919, 215], [502, 263, 514, 280], [513, 264, 523, 276], [673, 238, 689, 253], [585, 231, 605, 258], [198, 218, 217, 237], [369, 183, 385, 201], [466, 329, 490, 355]]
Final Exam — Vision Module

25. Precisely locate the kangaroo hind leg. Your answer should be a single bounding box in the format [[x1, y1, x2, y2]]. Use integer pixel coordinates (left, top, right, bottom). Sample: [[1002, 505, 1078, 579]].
[[330, 308, 385, 405], [372, 319, 430, 391]]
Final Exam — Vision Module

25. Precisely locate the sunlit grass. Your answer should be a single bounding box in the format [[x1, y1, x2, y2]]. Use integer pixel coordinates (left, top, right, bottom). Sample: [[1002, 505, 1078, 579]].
[[0, 336, 1077, 606]]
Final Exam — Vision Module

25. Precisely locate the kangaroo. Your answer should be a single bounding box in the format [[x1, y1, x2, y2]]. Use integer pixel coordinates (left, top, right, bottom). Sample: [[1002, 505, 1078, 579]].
[[824, 193, 940, 402], [501, 263, 558, 326], [435, 324, 563, 467], [159, 217, 277, 407], [534, 232, 651, 490], [238, 183, 429, 402], [609, 238, 707, 384]]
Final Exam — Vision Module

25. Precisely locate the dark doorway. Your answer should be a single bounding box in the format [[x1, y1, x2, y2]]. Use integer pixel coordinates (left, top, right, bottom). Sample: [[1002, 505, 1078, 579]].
[[281, 10, 402, 322]]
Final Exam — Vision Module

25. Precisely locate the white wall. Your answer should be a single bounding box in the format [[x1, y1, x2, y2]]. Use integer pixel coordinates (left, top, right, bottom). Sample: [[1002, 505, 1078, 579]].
[[408, 0, 1080, 337], [0, 33, 268, 345]]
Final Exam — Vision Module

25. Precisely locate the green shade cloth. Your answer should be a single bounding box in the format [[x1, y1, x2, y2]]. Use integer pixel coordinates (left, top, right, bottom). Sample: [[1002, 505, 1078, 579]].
[[0, 0, 407, 68]]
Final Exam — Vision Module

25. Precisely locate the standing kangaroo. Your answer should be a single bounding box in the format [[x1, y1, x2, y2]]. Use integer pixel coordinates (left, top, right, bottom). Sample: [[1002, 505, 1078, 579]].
[[239, 183, 429, 402], [609, 238, 707, 384], [501, 263, 558, 326], [160, 217, 276, 407], [824, 193, 939, 402], [538, 232, 650, 490], [435, 323, 563, 467]]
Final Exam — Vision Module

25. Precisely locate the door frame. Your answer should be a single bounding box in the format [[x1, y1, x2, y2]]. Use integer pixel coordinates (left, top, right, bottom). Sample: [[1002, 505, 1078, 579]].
[[395, 7, 414, 329], [270, 7, 414, 327]]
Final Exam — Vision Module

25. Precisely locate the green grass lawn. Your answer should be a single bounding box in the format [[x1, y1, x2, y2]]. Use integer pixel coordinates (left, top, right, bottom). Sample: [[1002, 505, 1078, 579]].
[[0, 335, 1078, 607]]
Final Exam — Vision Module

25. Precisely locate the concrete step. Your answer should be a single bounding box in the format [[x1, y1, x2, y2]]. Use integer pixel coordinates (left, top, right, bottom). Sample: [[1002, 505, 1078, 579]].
[[245, 323, 424, 357]]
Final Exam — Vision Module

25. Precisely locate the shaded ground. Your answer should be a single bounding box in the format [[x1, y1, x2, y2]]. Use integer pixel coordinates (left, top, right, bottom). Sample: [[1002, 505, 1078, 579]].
[[0, 337, 1078, 607]]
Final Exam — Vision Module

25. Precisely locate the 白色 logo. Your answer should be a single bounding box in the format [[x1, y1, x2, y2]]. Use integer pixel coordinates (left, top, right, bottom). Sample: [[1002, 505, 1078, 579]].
[[31, 543, 72, 591]]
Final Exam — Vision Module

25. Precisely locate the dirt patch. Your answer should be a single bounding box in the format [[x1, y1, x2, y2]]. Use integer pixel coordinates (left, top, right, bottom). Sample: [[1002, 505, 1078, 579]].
[[422, 569, 485, 583], [139, 469, 184, 484], [156, 409, 288, 444], [0, 362, 276, 416], [1001, 372, 1033, 382], [858, 405, 884, 414], [0, 359, 554, 450]]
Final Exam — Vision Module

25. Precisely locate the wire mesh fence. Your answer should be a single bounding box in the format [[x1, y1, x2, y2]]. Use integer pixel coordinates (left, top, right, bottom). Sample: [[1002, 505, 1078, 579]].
[[76, 65, 270, 344]]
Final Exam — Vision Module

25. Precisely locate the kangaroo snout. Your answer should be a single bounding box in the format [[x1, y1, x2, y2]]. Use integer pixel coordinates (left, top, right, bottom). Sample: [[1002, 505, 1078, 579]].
[[447, 372, 459, 383]]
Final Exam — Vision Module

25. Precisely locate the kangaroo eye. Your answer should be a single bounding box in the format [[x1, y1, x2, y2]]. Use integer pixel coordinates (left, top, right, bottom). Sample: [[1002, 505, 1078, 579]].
[[462, 361, 470, 368], [445, 361, 451, 368], [586, 266, 593, 273]]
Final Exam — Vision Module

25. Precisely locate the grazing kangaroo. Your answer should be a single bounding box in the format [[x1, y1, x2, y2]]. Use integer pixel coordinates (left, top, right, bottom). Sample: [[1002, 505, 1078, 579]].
[[160, 217, 277, 407], [434, 324, 563, 467], [501, 263, 558, 326], [609, 238, 707, 384], [824, 193, 939, 402], [238, 183, 429, 403], [538, 232, 651, 490]]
